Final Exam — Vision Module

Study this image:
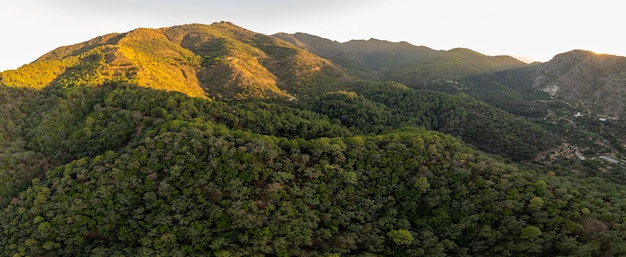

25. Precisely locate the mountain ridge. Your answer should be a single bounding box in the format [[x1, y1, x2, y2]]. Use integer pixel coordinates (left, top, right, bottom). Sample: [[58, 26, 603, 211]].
[[3, 24, 623, 103], [0, 22, 566, 163], [1, 22, 624, 158], [0, 22, 354, 99], [274, 32, 532, 86], [275, 31, 626, 120]]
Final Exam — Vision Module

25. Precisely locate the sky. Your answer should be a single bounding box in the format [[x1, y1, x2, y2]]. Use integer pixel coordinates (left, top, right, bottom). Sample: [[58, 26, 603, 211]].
[[1, 0, 625, 71]]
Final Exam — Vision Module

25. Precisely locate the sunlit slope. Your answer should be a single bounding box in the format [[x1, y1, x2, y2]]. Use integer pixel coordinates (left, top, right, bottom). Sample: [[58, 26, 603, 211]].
[[0, 22, 353, 99]]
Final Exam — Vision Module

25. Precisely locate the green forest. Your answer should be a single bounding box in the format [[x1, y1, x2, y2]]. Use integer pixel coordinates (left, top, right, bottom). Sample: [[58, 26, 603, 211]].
[[0, 82, 625, 257], [1, 22, 626, 257]]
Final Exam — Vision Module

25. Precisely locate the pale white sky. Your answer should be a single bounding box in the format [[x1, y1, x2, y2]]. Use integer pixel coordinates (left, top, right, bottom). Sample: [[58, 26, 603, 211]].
[[1, 0, 624, 71]]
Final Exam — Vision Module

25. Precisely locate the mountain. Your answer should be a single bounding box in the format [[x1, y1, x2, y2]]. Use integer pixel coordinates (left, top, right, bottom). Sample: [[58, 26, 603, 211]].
[[274, 33, 440, 80], [278, 33, 626, 160], [274, 33, 626, 120], [274, 32, 528, 84], [0, 23, 562, 161], [532, 50, 626, 118], [1, 22, 626, 256], [387, 49, 626, 161], [274, 32, 539, 117], [398, 49, 626, 120], [0, 22, 353, 99]]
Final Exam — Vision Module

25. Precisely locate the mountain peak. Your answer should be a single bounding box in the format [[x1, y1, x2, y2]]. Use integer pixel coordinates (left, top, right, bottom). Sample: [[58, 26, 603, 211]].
[[1, 22, 352, 99], [549, 49, 596, 61], [534, 48, 626, 118]]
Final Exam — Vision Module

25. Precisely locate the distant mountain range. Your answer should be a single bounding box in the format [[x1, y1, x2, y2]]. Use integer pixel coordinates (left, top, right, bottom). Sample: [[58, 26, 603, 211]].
[[275, 32, 626, 119], [3, 22, 624, 118], [1, 21, 625, 159], [274, 32, 527, 83]]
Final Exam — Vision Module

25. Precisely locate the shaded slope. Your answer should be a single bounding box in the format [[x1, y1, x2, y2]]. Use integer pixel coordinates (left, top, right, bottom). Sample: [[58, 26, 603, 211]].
[[388, 48, 528, 86], [448, 50, 626, 118], [426, 64, 550, 118], [532, 50, 626, 118], [312, 82, 561, 161], [274, 33, 440, 80], [464, 50, 626, 119], [273, 33, 528, 84], [0, 82, 353, 205], [0, 86, 45, 205]]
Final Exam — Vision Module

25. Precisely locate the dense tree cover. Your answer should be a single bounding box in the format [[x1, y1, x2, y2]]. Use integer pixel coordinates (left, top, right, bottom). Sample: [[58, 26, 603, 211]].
[[413, 71, 550, 119], [1, 82, 625, 256], [305, 91, 394, 134], [2, 109, 626, 256], [455, 67, 551, 118], [21, 83, 351, 164], [0, 58, 81, 89], [0, 86, 46, 206], [304, 82, 560, 161], [0, 83, 349, 206], [540, 115, 626, 157]]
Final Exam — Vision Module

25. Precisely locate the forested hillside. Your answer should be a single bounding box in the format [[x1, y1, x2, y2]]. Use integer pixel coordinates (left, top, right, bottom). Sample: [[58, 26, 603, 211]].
[[1, 22, 626, 256], [301, 82, 559, 161], [0, 83, 625, 256]]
